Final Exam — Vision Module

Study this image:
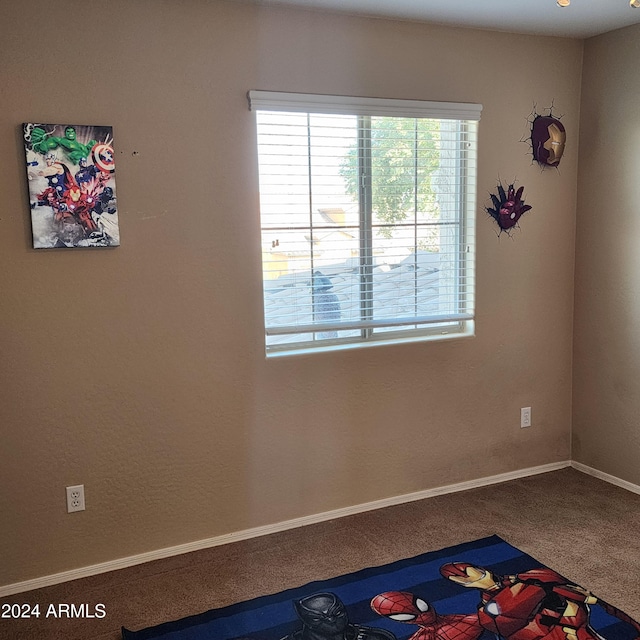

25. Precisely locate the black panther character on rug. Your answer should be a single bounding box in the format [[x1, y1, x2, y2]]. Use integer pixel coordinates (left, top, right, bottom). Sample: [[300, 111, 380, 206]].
[[281, 593, 396, 640]]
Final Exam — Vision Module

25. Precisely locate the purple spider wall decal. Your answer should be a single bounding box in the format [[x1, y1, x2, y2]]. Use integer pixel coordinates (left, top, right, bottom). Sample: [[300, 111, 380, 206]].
[[486, 182, 532, 234]]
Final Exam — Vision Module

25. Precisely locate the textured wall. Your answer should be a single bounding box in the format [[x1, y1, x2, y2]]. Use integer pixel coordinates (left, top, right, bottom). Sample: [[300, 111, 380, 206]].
[[573, 24, 640, 484], [0, 0, 581, 587]]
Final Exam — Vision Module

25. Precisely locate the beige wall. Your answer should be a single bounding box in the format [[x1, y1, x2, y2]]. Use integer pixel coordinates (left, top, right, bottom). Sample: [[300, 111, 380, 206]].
[[0, 0, 581, 587], [573, 24, 640, 485]]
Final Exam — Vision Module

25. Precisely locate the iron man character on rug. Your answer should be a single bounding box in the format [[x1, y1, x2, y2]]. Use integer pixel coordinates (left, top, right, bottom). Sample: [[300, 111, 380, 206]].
[[440, 562, 640, 640]]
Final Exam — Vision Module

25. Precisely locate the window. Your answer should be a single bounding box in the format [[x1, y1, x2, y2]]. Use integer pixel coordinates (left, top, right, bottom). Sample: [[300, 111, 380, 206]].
[[249, 91, 481, 356]]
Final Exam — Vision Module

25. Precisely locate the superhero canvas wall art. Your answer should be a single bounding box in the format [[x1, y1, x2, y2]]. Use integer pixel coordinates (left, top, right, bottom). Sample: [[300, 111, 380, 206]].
[[23, 123, 119, 248]]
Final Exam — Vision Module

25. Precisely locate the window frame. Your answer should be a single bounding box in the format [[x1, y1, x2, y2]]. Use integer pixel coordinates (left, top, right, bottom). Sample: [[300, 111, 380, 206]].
[[249, 91, 482, 356]]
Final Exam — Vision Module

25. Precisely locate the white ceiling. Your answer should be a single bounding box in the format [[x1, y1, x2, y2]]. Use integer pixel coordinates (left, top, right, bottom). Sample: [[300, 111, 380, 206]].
[[237, 0, 640, 38]]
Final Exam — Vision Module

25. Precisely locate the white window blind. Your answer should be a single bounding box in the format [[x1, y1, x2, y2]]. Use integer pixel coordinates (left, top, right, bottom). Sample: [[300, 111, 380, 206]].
[[249, 91, 481, 355]]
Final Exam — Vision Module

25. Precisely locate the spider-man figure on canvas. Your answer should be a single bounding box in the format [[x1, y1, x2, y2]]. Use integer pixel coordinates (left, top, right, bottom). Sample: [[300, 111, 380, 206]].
[[440, 562, 640, 640], [371, 591, 483, 640]]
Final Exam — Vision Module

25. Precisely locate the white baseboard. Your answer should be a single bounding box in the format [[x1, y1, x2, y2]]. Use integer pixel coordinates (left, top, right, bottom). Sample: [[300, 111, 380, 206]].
[[0, 460, 570, 598], [570, 460, 640, 495]]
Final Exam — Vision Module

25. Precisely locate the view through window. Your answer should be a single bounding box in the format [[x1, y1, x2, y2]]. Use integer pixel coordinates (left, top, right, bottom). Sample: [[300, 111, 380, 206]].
[[250, 92, 481, 354]]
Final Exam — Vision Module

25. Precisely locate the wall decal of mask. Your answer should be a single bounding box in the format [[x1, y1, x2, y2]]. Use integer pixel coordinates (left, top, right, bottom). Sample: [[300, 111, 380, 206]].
[[487, 182, 532, 234], [531, 114, 566, 167]]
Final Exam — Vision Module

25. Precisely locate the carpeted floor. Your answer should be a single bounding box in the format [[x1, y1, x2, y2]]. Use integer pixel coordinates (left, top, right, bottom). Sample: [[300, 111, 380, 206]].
[[1, 467, 639, 640]]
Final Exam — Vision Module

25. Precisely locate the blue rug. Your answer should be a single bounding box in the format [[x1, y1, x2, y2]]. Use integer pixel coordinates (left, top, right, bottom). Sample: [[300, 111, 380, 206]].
[[121, 535, 640, 640]]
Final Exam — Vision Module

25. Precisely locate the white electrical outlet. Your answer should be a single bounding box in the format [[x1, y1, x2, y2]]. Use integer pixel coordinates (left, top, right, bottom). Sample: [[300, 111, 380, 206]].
[[66, 485, 85, 513], [521, 407, 532, 428]]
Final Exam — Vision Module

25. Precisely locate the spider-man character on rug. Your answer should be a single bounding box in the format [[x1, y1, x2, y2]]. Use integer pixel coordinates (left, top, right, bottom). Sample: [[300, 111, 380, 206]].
[[371, 591, 483, 640]]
